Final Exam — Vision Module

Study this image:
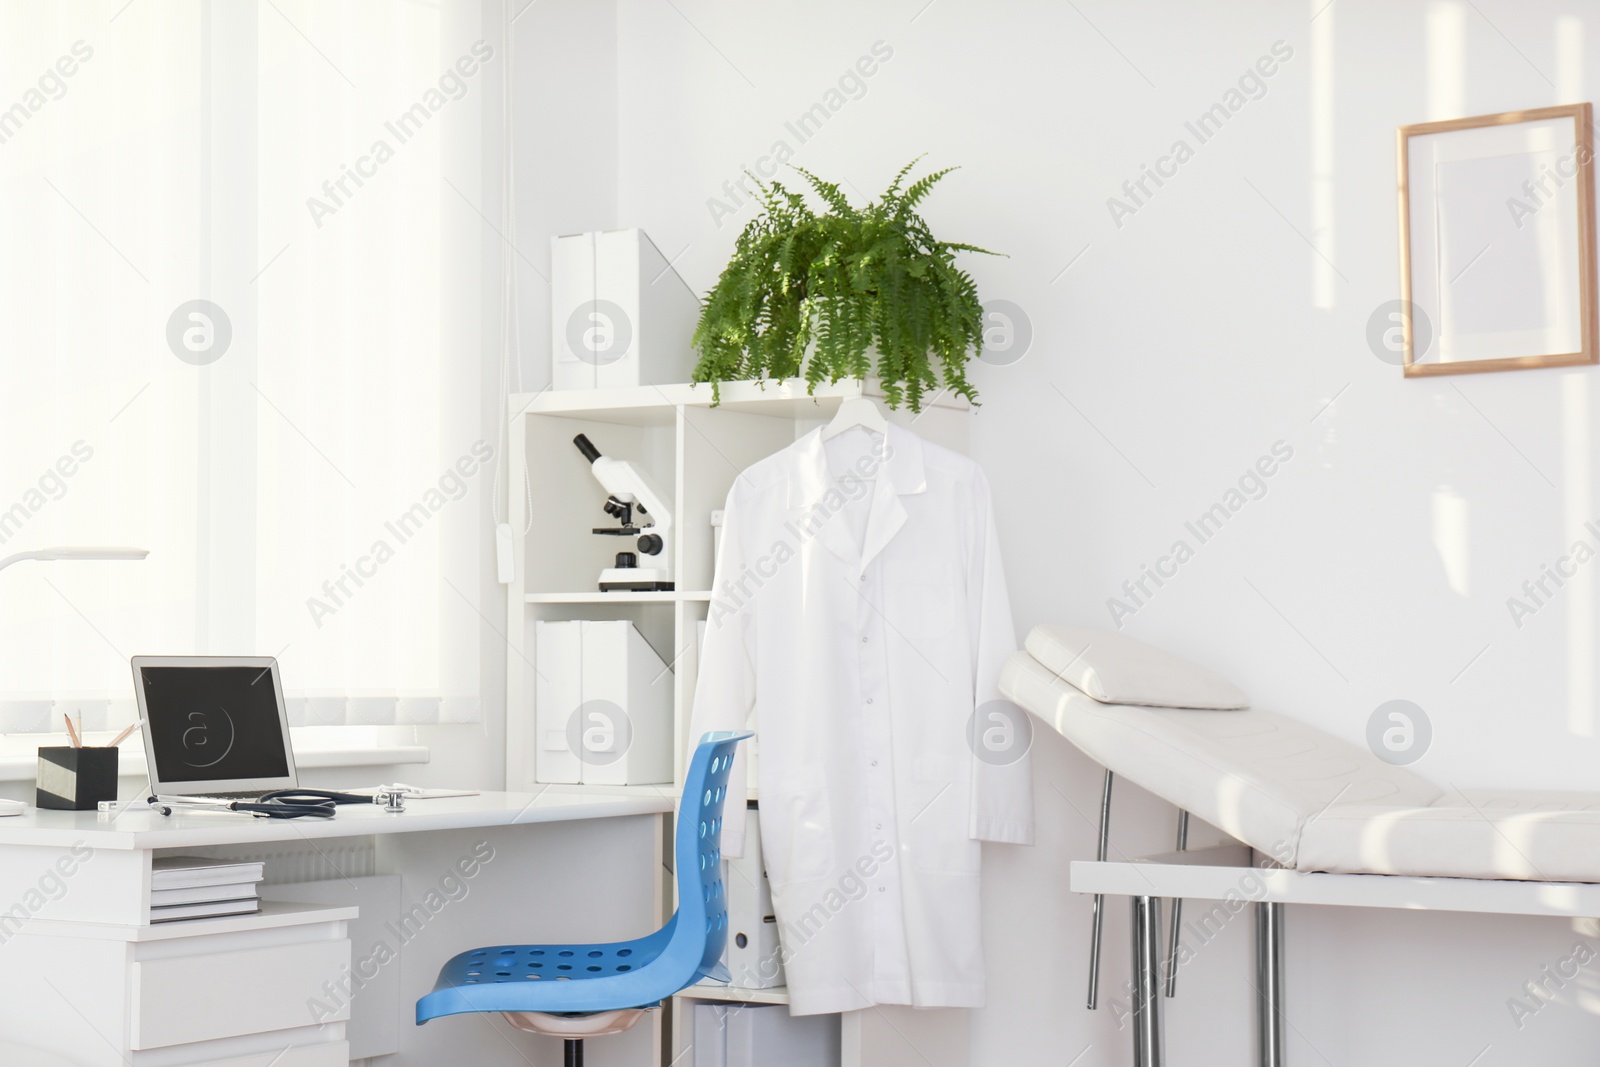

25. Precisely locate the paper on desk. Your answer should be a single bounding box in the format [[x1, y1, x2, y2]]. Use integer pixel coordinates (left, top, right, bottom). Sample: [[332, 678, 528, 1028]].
[[338, 786, 480, 799]]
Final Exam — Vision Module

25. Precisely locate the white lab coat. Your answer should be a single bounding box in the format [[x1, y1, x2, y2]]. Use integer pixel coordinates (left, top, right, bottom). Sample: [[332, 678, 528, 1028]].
[[689, 423, 1033, 1016]]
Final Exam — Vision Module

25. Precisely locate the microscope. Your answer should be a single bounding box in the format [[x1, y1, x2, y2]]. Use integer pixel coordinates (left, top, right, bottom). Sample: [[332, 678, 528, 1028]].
[[573, 433, 673, 591]]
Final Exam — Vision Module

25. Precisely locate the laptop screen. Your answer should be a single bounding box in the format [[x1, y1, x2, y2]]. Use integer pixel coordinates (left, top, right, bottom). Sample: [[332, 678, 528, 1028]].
[[139, 665, 291, 784]]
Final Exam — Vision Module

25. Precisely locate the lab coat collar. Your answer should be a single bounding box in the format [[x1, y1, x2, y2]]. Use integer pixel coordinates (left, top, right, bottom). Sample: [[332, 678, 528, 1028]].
[[787, 423, 926, 567]]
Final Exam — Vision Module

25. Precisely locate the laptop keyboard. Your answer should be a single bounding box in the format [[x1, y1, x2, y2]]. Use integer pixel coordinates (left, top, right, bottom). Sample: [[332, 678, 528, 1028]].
[[187, 790, 273, 800]]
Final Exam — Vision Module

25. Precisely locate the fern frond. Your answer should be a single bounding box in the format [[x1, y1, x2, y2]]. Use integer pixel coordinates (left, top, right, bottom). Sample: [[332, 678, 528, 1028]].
[[898, 166, 958, 213], [882, 153, 927, 204], [792, 166, 855, 217], [691, 157, 994, 412]]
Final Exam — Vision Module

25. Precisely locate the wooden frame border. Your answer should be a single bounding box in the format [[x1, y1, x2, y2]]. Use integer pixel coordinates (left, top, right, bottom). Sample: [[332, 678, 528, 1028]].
[[1397, 102, 1598, 377]]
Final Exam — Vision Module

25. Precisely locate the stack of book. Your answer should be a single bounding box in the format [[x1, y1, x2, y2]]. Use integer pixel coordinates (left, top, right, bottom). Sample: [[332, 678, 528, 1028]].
[[150, 856, 264, 923]]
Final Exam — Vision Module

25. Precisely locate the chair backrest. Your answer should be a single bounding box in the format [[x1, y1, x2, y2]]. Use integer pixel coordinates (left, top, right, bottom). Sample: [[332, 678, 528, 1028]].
[[672, 730, 749, 983]]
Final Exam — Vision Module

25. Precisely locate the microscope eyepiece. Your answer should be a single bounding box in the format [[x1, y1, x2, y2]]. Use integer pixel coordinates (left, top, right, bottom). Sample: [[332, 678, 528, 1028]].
[[573, 434, 602, 464]]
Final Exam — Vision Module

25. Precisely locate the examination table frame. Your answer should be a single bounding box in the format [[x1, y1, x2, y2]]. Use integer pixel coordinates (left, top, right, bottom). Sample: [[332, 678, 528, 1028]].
[[1079, 769, 1600, 1067]]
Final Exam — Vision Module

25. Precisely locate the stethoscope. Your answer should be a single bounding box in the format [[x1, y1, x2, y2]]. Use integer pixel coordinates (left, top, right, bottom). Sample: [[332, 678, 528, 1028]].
[[148, 787, 408, 820]]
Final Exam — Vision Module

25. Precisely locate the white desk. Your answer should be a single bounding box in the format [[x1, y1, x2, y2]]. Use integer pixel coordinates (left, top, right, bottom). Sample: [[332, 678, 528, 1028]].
[[0, 791, 674, 1067]]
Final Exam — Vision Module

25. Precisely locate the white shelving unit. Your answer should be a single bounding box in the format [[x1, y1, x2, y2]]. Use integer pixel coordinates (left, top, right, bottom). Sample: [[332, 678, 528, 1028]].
[[503, 377, 972, 1067], [503, 378, 970, 796]]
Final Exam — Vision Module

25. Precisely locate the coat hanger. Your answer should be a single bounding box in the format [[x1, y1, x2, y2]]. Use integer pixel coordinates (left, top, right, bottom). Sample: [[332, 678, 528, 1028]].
[[821, 396, 887, 440]]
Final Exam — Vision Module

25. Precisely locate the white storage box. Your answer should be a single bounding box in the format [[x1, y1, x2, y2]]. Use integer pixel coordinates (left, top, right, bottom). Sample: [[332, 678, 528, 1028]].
[[726, 1005, 840, 1067], [693, 1003, 728, 1067], [533, 620, 673, 785], [551, 228, 700, 390], [723, 807, 784, 989]]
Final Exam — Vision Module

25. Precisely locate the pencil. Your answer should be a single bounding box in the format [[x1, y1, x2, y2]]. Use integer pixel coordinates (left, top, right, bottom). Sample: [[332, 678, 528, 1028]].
[[109, 720, 143, 747], [64, 713, 81, 748]]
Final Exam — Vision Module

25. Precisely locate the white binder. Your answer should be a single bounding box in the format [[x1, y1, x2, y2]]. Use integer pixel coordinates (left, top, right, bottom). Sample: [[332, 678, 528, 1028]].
[[534, 620, 583, 784], [534, 620, 673, 785], [551, 228, 700, 390], [723, 807, 783, 989]]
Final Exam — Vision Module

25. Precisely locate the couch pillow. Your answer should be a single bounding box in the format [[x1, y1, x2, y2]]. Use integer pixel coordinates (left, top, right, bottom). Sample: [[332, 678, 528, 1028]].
[[1024, 624, 1249, 710]]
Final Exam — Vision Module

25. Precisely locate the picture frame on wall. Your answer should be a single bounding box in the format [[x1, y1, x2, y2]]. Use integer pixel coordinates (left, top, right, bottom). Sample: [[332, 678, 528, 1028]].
[[1396, 102, 1598, 377]]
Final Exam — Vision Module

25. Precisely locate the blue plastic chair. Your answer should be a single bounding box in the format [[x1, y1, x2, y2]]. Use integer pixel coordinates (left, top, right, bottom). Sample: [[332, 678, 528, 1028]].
[[416, 731, 750, 1065]]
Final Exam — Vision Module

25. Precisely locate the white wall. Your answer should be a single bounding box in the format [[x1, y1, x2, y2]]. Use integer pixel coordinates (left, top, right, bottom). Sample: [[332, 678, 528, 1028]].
[[512, 0, 1600, 1062], [511, 0, 619, 380]]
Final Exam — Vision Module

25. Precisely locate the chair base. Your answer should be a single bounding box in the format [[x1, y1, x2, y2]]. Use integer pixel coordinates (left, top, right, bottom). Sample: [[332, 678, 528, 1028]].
[[500, 1006, 651, 1038], [502, 1006, 654, 1067]]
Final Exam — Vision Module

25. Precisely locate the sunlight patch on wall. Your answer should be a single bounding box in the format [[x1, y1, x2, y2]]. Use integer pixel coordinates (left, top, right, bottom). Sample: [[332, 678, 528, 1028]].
[[1431, 485, 1470, 596], [1557, 17, 1584, 103], [1426, 3, 1465, 121], [1563, 374, 1594, 737], [1310, 0, 1337, 310]]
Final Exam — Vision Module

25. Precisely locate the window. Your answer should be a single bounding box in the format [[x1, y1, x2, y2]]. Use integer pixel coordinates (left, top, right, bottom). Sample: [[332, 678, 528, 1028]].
[[0, 1, 493, 732]]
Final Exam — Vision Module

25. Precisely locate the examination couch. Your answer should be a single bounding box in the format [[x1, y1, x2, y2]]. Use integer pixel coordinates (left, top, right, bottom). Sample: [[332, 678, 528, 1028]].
[[1000, 624, 1600, 1067], [1002, 623, 1600, 883]]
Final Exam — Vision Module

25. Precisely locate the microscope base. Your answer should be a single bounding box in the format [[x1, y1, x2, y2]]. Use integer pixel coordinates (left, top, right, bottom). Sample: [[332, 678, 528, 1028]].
[[598, 567, 674, 592]]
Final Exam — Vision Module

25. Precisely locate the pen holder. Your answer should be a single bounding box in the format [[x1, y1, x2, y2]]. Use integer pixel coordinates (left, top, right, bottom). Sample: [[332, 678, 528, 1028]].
[[37, 746, 119, 811]]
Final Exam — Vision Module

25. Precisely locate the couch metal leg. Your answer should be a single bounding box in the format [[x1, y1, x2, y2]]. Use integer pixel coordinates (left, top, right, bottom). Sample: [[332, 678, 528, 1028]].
[[1164, 809, 1189, 998], [1255, 901, 1285, 1067], [1087, 769, 1115, 1009], [565, 1038, 583, 1067], [1130, 895, 1164, 1067]]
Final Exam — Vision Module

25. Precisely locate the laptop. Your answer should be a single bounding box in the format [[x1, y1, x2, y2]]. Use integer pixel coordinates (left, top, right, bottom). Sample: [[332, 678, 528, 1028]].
[[132, 655, 298, 800]]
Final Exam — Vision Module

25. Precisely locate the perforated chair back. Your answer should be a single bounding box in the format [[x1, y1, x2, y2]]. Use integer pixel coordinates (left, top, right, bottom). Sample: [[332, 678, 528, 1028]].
[[415, 730, 750, 1023], [681, 730, 740, 983]]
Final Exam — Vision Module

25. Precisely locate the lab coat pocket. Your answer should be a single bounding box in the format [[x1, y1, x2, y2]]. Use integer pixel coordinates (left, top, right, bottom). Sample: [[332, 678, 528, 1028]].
[[897, 578, 962, 643], [908, 754, 981, 874], [762, 766, 837, 885]]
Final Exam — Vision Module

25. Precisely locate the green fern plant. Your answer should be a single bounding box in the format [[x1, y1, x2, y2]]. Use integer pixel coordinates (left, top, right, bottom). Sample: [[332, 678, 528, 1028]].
[[691, 157, 997, 412]]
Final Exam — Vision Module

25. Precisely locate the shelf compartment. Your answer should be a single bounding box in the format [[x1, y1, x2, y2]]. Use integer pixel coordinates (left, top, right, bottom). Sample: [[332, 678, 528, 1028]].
[[520, 411, 676, 597], [678, 981, 792, 1006], [525, 590, 710, 604]]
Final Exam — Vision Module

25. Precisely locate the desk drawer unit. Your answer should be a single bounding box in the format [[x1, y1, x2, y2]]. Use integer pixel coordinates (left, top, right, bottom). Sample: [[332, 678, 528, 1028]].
[[131, 937, 351, 1050], [176, 1045, 350, 1067], [0, 904, 353, 1067]]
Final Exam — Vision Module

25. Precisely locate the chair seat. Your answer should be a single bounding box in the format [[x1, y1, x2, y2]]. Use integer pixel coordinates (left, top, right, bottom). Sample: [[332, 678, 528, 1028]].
[[417, 932, 671, 1023], [444, 939, 661, 983]]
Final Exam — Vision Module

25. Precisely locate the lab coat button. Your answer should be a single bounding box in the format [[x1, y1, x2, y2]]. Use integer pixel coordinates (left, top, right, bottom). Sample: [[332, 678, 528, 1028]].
[[866, 698, 874, 704], [862, 636, 869, 643]]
